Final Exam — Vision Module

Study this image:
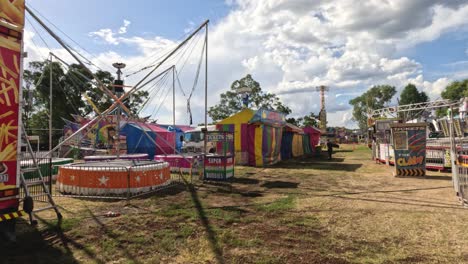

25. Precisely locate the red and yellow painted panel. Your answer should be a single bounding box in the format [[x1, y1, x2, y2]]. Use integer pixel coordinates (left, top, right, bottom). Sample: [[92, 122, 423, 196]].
[[0, 0, 25, 210]]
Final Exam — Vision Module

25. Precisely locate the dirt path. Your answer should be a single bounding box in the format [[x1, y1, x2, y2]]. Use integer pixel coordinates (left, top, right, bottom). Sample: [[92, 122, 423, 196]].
[[4, 145, 468, 263]]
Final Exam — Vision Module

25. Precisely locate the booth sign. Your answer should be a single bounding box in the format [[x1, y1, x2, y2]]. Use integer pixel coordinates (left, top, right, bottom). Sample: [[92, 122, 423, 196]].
[[204, 156, 234, 180], [390, 123, 427, 176]]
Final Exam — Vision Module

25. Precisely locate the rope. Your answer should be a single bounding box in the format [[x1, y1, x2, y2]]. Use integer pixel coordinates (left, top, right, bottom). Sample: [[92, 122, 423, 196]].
[[27, 4, 110, 72]]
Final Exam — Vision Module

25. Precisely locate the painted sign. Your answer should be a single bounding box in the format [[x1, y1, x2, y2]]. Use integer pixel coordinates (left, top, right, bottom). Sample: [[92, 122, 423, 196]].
[[204, 156, 234, 180], [250, 109, 286, 126], [206, 133, 234, 142], [390, 123, 427, 176], [0, 0, 25, 210]]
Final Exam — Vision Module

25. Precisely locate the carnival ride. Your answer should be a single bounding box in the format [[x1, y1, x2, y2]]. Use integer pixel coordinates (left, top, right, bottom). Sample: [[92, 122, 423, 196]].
[[0, 0, 213, 238], [369, 98, 468, 204]]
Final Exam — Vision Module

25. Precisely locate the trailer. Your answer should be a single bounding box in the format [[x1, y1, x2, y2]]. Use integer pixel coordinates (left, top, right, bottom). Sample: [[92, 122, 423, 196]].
[[0, 0, 27, 239]]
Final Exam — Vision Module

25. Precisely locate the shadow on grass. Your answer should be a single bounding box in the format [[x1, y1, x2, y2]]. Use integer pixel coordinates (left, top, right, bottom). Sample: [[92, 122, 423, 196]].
[[232, 177, 260, 185], [185, 182, 225, 264], [87, 209, 144, 264], [261, 180, 299, 189], [272, 158, 363, 172], [6, 216, 100, 264], [332, 194, 465, 210]]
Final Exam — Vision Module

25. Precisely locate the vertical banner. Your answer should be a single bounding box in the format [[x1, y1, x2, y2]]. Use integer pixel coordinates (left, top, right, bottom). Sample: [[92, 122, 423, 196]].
[[0, 0, 25, 209], [390, 123, 427, 177]]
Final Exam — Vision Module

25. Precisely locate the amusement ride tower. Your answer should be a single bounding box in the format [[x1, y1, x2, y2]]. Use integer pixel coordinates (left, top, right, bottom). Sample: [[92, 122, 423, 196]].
[[316, 85, 329, 133]]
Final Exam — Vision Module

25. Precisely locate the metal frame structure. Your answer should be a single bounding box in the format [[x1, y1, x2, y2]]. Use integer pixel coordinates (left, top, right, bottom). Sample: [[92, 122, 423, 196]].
[[371, 99, 465, 202], [370, 99, 457, 119]]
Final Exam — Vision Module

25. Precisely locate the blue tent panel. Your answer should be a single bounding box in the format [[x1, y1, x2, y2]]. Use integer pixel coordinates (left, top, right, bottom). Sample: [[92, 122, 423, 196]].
[[121, 123, 156, 159], [280, 132, 293, 160]]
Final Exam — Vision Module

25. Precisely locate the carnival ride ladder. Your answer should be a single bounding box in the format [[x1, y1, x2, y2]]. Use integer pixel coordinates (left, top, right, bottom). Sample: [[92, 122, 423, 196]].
[[19, 125, 62, 224]]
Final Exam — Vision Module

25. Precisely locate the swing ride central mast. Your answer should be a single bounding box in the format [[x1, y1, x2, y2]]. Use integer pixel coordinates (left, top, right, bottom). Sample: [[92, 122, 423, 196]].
[[112, 62, 126, 158]]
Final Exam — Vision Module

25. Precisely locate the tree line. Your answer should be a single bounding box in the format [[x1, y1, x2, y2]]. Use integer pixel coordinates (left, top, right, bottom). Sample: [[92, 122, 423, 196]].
[[23, 59, 148, 147], [349, 81, 468, 132]]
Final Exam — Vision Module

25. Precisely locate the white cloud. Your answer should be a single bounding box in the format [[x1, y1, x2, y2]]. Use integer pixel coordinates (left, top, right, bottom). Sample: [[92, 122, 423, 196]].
[[118, 19, 131, 34], [89, 19, 132, 45]]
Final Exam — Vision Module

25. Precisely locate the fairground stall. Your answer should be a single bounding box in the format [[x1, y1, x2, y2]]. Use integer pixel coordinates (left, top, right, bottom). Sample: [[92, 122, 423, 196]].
[[217, 108, 286, 167], [203, 130, 235, 181]]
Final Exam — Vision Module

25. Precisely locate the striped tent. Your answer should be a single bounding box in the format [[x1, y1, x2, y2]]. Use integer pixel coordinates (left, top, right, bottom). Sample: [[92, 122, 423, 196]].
[[217, 108, 286, 167], [281, 123, 305, 159]]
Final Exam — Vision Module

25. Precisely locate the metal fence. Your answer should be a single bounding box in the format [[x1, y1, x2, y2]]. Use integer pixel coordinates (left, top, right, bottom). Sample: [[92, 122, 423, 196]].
[[19, 157, 52, 204], [458, 154, 468, 205], [426, 138, 452, 171]]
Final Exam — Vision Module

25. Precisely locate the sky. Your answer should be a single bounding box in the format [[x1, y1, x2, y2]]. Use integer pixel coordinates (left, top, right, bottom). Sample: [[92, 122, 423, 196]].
[[23, 0, 468, 128]]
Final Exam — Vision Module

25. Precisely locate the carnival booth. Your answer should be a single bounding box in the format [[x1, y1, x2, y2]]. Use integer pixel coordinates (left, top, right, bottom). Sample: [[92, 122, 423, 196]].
[[281, 123, 304, 160], [303, 126, 321, 151], [217, 108, 286, 167], [302, 134, 313, 155]]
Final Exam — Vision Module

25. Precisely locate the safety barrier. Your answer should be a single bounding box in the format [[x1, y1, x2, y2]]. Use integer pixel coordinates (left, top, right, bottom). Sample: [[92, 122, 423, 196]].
[[19, 157, 52, 203], [154, 154, 203, 176], [457, 154, 468, 204], [56, 160, 179, 199], [426, 138, 452, 171]]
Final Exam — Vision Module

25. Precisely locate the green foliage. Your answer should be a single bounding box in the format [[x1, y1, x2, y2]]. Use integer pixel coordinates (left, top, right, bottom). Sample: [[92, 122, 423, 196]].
[[349, 85, 396, 131], [286, 112, 319, 127], [399, 84, 428, 105], [436, 79, 468, 117], [399, 83, 428, 120], [441, 80, 468, 100], [208, 74, 291, 122]]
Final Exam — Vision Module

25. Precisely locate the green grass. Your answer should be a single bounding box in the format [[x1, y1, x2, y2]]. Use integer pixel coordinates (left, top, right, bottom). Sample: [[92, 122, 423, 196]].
[[257, 195, 296, 213]]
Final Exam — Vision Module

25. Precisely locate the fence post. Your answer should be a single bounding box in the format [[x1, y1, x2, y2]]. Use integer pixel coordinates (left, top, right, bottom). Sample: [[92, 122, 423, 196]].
[[449, 109, 460, 197], [126, 167, 131, 201]]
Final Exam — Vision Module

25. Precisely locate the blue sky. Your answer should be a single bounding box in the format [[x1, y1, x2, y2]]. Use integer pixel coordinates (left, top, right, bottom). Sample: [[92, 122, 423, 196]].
[[24, 0, 468, 127]]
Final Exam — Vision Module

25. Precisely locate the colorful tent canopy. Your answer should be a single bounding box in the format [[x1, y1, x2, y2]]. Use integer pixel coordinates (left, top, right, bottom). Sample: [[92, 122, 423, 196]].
[[304, 126, 321, 150], [121, 123, 156, 159], [281, 123, 305, 159], [302, 134, 313, 155], [155, 124, 194, 152], [139, 123, 176, 155], [217, 108, 285, 167]]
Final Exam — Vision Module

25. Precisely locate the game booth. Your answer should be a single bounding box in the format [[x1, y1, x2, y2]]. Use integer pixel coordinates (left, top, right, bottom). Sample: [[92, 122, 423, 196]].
[[281, 123, 305, 160], [203, 130, 235, 181], [217, 108, 286, 167]]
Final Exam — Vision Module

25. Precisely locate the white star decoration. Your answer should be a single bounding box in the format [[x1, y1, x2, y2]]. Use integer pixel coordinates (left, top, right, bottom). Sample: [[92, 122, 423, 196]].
[[135, 176, 141, 183], [98, 176, 109, 186], [159, 173, 163, 180], [70, 175, 75, 181]]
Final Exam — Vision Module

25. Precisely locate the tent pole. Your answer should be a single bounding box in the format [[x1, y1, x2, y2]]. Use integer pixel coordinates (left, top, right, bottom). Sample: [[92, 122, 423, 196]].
[[49, 54, 53, 158], [173, 66, 176, 151], [203, 22, 208, 156]]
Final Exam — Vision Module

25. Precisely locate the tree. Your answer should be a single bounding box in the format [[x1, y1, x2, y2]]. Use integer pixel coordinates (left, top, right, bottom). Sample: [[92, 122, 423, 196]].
[[441, 80, 468, 101], [286, 112, 319, 127], [208, 74, 291, 122], [285, 117, 303, 127], [302, 112, 319, 127], [436, 79, 468, 117], [349, 85, 396, 131], [399, 83, 428, 121], [24, 59, 148, 148]]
